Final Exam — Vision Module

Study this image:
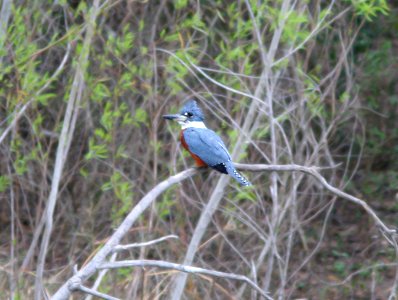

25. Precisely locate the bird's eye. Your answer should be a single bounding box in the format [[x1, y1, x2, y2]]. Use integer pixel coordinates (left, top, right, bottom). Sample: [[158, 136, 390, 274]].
[[185, 112, 193, 117]]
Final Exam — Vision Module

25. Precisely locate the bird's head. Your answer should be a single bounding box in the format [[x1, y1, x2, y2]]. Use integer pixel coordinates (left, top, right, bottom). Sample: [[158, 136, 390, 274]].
[[163, 100, 205, 128]]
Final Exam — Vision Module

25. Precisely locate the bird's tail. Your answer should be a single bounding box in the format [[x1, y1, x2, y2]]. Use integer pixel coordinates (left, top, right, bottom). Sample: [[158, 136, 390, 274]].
[[225, 161, 252, 186]]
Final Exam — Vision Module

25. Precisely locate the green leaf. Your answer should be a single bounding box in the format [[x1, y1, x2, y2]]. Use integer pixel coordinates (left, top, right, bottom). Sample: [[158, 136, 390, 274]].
[[175, 0, 188, 9], [0, 176, 11, 192], [37, 93, 56, 105], [100, 102, 114, 130], [79, 167, 89, 178], [333, 261, 346, 275], [134, 107, 148, 125], [116, 145, 129, 158], [351, 0, 389, 21], [101, 181, 113, 191], [92, 83, 111, 102], [122, 112, 134, 126], [164, 33, 179, 42], [85, 139, 109, 160], [15, 158, 27, 175]]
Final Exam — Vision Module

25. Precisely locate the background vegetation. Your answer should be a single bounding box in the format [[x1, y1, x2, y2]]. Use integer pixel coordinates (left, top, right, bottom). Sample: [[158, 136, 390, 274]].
[[1, 0, 397, 299]]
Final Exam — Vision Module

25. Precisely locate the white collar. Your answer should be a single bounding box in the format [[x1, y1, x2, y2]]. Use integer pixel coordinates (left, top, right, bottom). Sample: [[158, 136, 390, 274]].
[[180, 121, 207, 130]]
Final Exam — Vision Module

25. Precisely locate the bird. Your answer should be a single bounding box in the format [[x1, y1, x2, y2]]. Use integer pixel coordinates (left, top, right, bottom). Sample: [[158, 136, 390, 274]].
[[163, 100, 251, 186]]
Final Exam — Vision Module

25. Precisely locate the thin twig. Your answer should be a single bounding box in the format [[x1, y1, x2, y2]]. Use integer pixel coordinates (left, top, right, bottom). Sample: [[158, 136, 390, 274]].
[[7, 163, 16, 299], [67, 276, 120, 300], [79, 285, 120, 300], [84, 253, 118, 300], [113, 235, 179, 252]]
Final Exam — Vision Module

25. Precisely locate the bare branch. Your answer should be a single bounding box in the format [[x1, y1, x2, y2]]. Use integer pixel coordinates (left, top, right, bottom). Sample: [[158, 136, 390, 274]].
[[78, 286, 120, 300], [51, 168, 196, 300], [84, 253, 118, 300], [67, 276, 120, 300], [99, 259, 272, 300], [51, 163, 395, 299], [113, 235, 179, 252]]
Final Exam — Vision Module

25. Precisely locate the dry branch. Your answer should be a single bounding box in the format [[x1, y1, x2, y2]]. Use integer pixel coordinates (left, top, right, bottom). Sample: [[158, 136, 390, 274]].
[[99, 259, 272, 300], [51, 168, 197, 300], [84, 253, 118, 300], [113, 235, 179, 252], [51, 163, 396, 300], [67, 276, 120, 300]]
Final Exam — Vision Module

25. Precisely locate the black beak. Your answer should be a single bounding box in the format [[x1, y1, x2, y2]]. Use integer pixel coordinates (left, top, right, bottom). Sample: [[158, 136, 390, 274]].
[[163, 114, 187, 122], [163, 114, 180, 120]]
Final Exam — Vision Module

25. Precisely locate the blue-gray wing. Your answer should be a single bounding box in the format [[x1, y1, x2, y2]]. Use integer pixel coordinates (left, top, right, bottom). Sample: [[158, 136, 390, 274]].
[[182, 128, 231, 166]]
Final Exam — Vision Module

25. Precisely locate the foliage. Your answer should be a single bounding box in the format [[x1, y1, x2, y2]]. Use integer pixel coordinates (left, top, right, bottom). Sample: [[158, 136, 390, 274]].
[[351, 0, 389, 20]]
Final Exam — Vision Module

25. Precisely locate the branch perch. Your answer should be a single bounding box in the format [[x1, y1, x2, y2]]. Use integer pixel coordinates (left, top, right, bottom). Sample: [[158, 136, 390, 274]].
[[51, 163, 396, 300]]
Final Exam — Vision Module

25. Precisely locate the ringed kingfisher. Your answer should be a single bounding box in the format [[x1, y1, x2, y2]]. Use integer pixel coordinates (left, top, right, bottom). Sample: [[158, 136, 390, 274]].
[[163, 100, 251, 186]]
